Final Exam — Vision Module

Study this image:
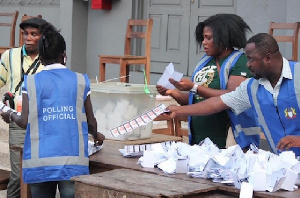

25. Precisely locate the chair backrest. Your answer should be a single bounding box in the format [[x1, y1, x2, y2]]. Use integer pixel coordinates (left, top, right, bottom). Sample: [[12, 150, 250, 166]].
[[268, 22, 300, 61], [124, 18, 153, 58], [19, 14, 42, 47], [0, 11, 19, 48]]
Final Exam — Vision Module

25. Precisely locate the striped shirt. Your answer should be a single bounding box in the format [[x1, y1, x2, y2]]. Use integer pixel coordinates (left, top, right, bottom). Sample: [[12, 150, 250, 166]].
[[221, 57, 291, 114], [0, 46, 44, 110]]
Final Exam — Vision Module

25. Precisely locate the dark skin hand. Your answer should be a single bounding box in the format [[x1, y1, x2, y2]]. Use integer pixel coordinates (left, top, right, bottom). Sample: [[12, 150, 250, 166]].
[[277, 135, 300, 151], [0, 110, 14, 124], [94, 132, 105, 146]]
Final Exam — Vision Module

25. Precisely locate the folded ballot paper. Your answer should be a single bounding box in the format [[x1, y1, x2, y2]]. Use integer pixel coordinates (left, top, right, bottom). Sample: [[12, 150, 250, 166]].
[[0, 101, 15, 113], [135, 137, 300, 194], [110, 104, 169, 138], [157, 62, 183, 90], [88, 140, 103, 156]]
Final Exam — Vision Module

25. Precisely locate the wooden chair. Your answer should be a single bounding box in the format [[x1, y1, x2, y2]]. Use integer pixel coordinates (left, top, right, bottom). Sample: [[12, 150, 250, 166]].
[[174, 116, 189, 138], [99, 18, 153, 83], [268, 22, 300, 61], [0, 11, 19, 56], [19, 14, 42, 47], [153, 114, 174, 136]]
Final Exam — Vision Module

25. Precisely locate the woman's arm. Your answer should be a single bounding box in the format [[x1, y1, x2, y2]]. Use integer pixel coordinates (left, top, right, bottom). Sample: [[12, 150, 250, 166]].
[[1, 93, 29, 129], [85, 95, 105, 145], [156, 85, 189, 106], [170, 75, 247, 99]]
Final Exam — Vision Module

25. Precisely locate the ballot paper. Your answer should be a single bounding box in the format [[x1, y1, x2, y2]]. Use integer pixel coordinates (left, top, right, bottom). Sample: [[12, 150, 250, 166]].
[[141, 150, 156, 168], [240, 182, 253, 198], [133, 137, 300, 193], [0, 101, 14, 113], [157, 62, 183, 90], [88, 140, 103, 156], [110, 104, 168, 138]]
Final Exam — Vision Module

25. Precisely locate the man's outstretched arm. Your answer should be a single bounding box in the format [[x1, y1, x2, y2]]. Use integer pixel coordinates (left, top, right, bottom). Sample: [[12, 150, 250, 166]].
[[167, 96, 230, 119]]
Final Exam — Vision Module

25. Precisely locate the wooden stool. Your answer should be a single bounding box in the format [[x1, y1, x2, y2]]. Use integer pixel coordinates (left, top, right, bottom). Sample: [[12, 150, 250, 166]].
[[0, 169, 10, 190], [153, 114, 174, 136]]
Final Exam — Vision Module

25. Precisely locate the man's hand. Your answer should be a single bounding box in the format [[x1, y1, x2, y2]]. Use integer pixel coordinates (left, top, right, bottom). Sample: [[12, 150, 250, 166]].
[[166, 105, 182, 119], [277, 135, 300, 151], [1, 110, 13, 123], [94, 132, 105, 146], [169, 78, 194, 91]]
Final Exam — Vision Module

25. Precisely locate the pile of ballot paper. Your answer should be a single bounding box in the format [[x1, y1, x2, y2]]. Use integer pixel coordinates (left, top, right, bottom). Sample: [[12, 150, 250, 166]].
[[137, 138, 300, 193]]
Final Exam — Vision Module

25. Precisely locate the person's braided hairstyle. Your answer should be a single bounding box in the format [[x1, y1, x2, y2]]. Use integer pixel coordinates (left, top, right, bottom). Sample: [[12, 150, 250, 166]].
[[38, 23, 66, 65], [195, 13, 251, 50]]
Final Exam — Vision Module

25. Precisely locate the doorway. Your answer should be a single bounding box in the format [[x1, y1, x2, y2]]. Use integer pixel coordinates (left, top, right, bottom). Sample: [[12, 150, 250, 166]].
[[143, 0, 237, 77]]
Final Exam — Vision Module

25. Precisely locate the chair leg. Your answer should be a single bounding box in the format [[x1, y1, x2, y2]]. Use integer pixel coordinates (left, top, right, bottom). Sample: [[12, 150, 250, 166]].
[[167, 119, 175, 136], [120, 60, 127, 83], [145, 62, 150, 84], [99, 58, 106, 82], [125, 64, 130, 83], [174, 118, 181, 137]]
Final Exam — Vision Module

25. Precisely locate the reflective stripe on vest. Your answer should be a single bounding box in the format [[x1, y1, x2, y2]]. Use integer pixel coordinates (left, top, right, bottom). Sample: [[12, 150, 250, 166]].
[[294, 62, 300, 106], [187, 55, 213, 142], [219, 51, 243, 89], [23, 73, 88, 168], [233, 124, 261, 136], [219, 51, 260, 147], [250, 79, 277, 153]]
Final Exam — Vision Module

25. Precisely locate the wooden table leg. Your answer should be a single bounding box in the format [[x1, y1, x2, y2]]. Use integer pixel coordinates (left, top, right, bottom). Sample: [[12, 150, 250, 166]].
[[19, 150, 31, 198]]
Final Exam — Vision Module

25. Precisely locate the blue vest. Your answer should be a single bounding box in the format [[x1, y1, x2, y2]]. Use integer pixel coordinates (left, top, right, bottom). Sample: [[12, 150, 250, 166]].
[[189, 51, 261, 148], [22, 68, 90, 183], [248, 61, 300, 156]]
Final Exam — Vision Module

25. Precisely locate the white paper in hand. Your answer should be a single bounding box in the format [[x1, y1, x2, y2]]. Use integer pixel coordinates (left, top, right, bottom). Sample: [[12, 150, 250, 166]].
[[157, 62, 183, 90]]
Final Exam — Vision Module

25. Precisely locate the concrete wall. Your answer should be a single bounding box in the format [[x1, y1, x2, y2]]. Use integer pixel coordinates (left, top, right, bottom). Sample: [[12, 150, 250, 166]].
[[86, 0, 133, 82], [60, 0, 89, 73], [1, 0, 300, 83], [237, 0, 300, 61], [0, 1, 60, 46]]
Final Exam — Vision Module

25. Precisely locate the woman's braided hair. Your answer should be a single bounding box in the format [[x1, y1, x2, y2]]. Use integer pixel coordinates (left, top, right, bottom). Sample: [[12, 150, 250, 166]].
[[38, 23, 66, 65]]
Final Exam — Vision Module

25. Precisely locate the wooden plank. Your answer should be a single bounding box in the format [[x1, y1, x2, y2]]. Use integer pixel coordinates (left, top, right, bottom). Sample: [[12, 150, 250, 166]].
[[89, 136, 300, 198], [73, 169, 217, 197]]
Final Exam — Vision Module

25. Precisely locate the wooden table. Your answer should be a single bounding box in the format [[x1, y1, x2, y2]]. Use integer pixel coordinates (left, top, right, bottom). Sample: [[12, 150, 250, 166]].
[[73, 169, 221, 197], [90, 133, 182, 174], [89, 134, 300, 198], [12, 133, 182, 198], [13, 133, 300, 197]]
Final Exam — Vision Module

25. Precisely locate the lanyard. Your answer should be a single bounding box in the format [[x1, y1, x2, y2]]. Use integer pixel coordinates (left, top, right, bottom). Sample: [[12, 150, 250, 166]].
[[14, 49, 40, 95]]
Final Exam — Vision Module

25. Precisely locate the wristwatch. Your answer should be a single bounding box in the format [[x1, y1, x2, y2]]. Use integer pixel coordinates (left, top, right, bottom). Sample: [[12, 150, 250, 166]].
[[190, 83, 198, 94]]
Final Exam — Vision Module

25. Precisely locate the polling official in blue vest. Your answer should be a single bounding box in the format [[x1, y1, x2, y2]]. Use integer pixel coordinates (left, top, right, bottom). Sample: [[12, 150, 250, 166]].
[[157, 14, 261, 149], [189, 51, 261, 149], [166, 33, 300, 156], [1, 23, 105, 197]]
